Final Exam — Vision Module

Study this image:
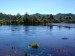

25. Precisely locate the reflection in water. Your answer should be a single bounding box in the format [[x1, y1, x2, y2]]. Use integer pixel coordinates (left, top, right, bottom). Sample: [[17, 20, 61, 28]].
[[11, 25, 21, 32], [54, 25, 72, 30], [24, 26, 29, 32], [49, 25, 53, 30], [61, 37, 69, 40], [57, 26, 62, 29], [0, 25, 75, 56], [64, 26, 71, 29]]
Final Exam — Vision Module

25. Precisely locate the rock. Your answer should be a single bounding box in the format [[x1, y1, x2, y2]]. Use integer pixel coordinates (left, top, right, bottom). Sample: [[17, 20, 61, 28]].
[[24, 52, 28, 56], [61, 37, 69, 40]]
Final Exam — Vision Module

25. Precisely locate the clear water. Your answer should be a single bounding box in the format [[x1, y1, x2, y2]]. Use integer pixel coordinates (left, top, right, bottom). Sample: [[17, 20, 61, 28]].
[[0, 25, 75, 56]]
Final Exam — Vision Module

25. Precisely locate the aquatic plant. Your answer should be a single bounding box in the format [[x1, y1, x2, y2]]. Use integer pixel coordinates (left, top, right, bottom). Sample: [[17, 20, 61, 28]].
[[30, 43, 39, 49]]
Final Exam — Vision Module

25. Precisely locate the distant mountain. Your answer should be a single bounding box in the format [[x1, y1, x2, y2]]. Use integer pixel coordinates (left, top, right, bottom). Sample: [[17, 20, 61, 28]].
[[33, 13, 42, 16], [0, 12, 75, 19], [54, 13, 75, 19], [0, 12, 75, 24]]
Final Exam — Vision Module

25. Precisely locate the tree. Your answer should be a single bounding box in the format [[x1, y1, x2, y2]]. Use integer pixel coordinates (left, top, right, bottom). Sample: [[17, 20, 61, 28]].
[[58, 16, 63, 22], [48, 14, 54, 23], [16, 13, 23, 24], [64, 16, 72, 23], [23, 13, 31, 25]]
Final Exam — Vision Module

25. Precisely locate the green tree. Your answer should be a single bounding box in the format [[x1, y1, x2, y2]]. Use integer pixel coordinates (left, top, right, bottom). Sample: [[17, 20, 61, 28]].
[[48, 14, 54, 23]]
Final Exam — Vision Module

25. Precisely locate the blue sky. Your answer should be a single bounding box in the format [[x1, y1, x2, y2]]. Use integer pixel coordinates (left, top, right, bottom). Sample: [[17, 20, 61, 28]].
[[0, 0, 75, 15]]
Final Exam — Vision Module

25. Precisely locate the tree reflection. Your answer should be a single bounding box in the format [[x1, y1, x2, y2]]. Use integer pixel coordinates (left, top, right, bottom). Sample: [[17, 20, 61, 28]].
[[11, 25, 21, 32], [49, 25, 53, 30], [57, 26, 62, 29], [24, 26, 29, 32], [64, 26, 71, 29]]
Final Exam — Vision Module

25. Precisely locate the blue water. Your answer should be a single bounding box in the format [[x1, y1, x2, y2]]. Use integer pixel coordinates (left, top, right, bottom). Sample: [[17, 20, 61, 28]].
[[0, 25, 75, 56]]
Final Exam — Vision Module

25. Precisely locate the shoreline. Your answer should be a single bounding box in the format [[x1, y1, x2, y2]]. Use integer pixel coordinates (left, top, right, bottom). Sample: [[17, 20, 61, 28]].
[[47, 23, 75, 28]]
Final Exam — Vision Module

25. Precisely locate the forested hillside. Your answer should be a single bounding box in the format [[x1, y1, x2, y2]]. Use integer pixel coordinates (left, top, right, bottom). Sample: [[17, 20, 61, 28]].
[[0, 12, 75, 25]]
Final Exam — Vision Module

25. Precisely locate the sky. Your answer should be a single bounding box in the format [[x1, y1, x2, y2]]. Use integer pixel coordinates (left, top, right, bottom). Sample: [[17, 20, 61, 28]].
[[0, 0, 75, 15]]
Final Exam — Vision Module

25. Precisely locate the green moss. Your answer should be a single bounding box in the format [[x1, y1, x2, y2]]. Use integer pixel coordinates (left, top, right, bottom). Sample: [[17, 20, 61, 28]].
[[31, 43, 39, 49]]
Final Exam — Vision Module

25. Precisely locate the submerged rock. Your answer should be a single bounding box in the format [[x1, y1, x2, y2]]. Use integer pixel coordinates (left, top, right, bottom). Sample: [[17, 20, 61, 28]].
[[24, 52, 28, 56], [12, 46, 15, 49], [61, 37, 69, 40]]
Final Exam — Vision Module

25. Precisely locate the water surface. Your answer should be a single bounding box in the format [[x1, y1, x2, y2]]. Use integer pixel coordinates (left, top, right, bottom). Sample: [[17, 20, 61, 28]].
[[0, 25, 75, 56]]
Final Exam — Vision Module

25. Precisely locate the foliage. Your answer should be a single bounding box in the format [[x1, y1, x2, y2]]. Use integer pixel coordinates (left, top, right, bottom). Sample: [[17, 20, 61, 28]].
[[0, 12, 75, 25], [31, 43, 39, 49]]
